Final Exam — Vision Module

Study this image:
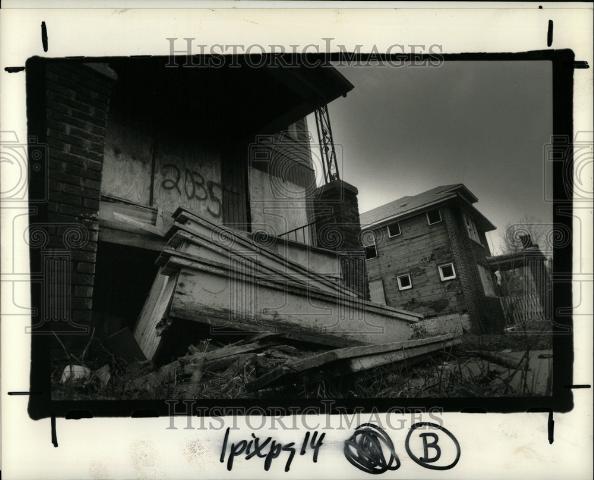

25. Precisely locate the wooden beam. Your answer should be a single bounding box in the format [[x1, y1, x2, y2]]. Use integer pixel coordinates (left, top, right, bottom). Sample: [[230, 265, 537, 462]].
[[162, 229, 352, 297], [169, 210, 360, 298], [247, 334, 461, 391]]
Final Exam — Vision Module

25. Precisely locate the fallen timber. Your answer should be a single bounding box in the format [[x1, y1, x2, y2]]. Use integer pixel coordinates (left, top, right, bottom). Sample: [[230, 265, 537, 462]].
[[164, 228, 348, 297], [170, 208, 359, 298], [247, 333, 462, 391], [134, 209, 424, 361]]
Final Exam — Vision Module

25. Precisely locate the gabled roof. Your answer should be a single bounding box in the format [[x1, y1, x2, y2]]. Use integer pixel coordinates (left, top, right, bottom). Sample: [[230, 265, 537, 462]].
[[360, 184, 496, 231]]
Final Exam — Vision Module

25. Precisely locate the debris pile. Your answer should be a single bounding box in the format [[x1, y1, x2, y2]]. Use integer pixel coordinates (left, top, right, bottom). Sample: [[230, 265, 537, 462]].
[[52, 328, 552, 400], [127, 334, 316, 399], [133, 208, 420, 363]]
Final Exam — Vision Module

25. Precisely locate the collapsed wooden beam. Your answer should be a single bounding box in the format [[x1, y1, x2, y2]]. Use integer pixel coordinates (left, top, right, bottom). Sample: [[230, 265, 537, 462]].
[[170, 208, 360, 298], [166, 252, 419, 337], [247, 333, 462, 391], [133, 209, 424, 360], [163, 228, 349, 297]]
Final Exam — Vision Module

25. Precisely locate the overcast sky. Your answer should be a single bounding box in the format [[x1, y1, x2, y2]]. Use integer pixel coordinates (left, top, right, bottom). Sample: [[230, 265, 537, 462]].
[[308, 60, 553, 254]]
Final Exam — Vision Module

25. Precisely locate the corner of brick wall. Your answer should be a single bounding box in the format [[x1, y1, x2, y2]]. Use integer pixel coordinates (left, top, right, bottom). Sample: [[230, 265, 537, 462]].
[[442, 206, 485, 333], [42, 61, 115, 340], [444, 204, 505, 333]]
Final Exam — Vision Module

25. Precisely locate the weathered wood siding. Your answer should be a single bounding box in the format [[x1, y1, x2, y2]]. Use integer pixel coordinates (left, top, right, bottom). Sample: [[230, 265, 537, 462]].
[[248, 168, 310, 238], [102, 115, 223, 225], [100, 69, 227, 237], [101, 81, 154, 205], [248, 118, 316, 238], [153, 132, 222, 222]]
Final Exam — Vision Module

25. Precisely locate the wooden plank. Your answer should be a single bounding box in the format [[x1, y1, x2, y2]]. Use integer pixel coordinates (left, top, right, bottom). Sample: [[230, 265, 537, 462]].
[[164, 252, 421, 323], [134, 261, 361, 361], [162, 230, 347, 297], [133, 271, 178, 359], [348, 337, 462, 372], [98, 226, 165, 252], [247, 334, 459, 391], [170, 208, 396, 302], [170, 303, 361, 349], [182, 341, 271, 365], [98, 196, 169, 250]]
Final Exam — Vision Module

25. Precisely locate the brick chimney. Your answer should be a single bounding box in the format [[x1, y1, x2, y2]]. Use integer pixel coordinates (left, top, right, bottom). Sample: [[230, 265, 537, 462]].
[[312, 180, 369, 299]]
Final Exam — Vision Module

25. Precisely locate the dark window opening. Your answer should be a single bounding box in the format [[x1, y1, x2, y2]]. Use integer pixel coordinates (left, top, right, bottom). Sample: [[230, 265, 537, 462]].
[[92, 242, 160, 338], [365, 244, 378, 260], [387, 222, 401, 237], [438, 262, 457, 281], [397, 273, 412, 290], [426, 209, 442, 225]]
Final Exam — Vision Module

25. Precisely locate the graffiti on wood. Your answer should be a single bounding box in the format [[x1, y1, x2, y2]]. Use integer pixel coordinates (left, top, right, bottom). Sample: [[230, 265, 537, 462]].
[[160, 164, 223, 218]]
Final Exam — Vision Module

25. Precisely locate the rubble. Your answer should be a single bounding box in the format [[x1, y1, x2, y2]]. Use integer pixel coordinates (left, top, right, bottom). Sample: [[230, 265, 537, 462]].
[[52, 329, 552, 399]]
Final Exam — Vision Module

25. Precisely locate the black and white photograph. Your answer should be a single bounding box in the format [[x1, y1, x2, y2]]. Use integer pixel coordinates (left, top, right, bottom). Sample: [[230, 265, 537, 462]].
[[1, 3, 592, 479], [29, 54, 561, 402]]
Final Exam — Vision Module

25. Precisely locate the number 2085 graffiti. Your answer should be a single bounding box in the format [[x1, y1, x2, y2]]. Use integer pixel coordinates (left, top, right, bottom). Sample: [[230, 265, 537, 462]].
[[160, 163, 223, 218]]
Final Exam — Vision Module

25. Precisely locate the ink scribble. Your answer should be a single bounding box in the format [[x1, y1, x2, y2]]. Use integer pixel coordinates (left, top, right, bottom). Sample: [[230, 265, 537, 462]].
[[343, 423, 400, 474], [41, 21, 48, 52]]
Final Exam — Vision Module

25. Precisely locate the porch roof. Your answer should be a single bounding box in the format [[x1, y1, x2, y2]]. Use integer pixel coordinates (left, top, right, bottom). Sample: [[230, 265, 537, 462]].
[[108, 57, 354, 138]]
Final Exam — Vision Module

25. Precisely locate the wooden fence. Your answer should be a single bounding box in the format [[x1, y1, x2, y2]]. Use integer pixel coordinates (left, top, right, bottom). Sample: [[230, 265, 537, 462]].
[[499, 293, 548, 327]]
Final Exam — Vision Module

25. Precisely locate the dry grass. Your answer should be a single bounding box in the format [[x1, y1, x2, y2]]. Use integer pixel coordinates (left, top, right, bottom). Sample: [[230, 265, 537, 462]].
[[52, 330, 552, 400]]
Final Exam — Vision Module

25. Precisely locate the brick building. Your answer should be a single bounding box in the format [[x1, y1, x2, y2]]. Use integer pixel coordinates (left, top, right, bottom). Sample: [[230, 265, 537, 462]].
[[360, 184, 505, 333]]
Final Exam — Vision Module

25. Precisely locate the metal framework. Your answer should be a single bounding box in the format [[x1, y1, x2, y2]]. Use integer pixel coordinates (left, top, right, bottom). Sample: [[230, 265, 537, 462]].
[[314, 104, 340, 183]]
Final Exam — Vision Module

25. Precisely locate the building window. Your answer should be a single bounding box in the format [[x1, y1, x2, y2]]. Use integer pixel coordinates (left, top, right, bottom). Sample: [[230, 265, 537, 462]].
[[438, 263, 457, 281], [426, 209, 442, 225], [387, 221, 401, 237], [362, 231, 377, 260], [464, 213, 482, 245], [397, 273, 413, 290], [364, 244, 377, 260]]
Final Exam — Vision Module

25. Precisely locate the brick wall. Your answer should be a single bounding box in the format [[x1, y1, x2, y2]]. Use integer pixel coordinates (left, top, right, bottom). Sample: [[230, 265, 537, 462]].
[[443, 204, 504, 333], [313, 180, 369, 298], [31, 60, 115, 341], [366, 207, 466, 317]]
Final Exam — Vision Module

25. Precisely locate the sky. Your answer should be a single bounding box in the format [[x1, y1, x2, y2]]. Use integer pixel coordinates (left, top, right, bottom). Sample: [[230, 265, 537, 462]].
[[308, 61, 553, 254]]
